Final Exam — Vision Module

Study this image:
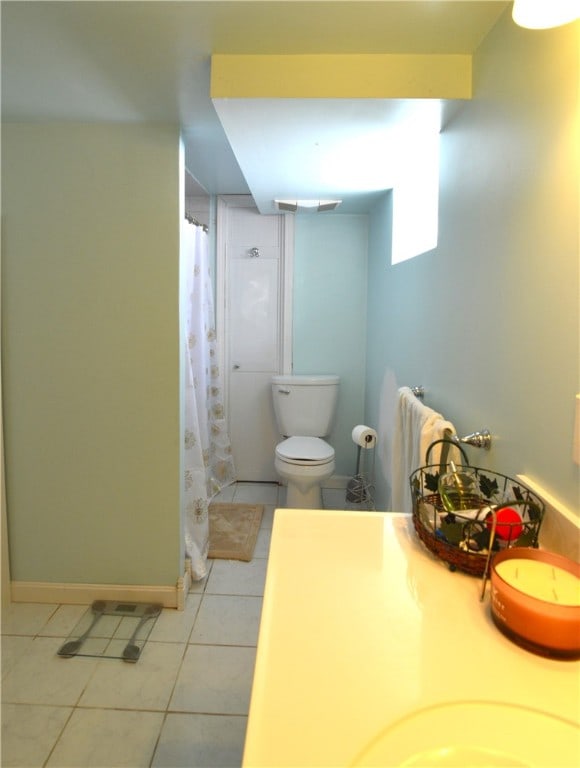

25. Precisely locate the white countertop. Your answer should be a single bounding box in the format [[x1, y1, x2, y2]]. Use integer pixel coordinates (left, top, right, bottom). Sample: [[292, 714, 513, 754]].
[[243, 510, 580, 767]]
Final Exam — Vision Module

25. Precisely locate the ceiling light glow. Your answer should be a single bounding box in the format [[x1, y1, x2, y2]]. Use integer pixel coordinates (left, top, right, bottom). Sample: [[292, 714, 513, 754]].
[[512, 0, 580, 29], [274, 199, 342, 213]]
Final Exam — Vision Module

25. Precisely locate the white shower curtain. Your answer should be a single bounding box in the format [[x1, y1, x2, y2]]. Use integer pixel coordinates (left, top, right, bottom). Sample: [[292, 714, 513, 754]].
[[182, 220, 236, 579]]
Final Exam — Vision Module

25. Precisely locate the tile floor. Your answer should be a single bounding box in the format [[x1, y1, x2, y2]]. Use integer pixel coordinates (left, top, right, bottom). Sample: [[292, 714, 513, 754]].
[[1, 482, 346, 768]]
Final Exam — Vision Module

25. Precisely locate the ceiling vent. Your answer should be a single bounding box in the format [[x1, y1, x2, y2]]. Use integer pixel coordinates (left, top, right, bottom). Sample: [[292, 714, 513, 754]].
[[274, 199, 342, 213]]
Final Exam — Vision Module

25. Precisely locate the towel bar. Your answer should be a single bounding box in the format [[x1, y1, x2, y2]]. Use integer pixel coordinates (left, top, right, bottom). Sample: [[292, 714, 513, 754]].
[[451, 429, 492, 450], [409, 387, 492, 449]]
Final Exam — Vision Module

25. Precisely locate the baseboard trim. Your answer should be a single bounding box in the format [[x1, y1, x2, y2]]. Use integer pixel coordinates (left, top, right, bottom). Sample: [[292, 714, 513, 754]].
[[10, 570, 191, 611], [323, 474, 349, 490]]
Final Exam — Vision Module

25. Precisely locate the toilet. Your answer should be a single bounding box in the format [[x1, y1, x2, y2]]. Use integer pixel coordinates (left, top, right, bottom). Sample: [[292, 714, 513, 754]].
[[271, 374, 340, 509]]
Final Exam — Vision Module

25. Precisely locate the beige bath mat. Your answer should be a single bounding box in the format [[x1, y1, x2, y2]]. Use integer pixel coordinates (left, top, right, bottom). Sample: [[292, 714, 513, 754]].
[[208, 503, 264, 561]]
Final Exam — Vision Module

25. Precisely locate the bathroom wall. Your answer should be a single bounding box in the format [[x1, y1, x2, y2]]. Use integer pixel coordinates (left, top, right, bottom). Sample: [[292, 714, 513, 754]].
[[2, 122, 184, 585], [292, 214, 368, 476], [365, 13, 579, 513]]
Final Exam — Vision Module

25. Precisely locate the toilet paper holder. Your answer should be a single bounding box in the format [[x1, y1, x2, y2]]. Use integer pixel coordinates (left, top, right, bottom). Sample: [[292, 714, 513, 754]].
[[348, 426, 377, 510], [352, 425, 378, 449]]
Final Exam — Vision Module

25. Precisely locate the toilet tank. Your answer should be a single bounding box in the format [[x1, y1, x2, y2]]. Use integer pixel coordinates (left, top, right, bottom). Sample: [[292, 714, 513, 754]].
[[271, 375, 339, 437]]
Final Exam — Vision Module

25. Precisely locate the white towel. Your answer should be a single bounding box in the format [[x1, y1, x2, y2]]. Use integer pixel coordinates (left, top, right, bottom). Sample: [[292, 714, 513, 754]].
[[391, 387, 459, 513], [420, 415, 458, 468]]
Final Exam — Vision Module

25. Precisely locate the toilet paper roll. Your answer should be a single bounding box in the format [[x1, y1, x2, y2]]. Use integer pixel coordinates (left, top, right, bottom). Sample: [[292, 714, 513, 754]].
[[352, 425, 377, 449]]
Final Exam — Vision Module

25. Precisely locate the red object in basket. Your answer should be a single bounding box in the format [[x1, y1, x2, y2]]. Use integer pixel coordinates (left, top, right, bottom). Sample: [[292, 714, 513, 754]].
[[486, 507, 523, 541]]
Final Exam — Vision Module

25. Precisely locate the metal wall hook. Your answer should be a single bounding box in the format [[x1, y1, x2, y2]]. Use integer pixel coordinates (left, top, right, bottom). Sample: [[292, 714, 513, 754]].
[[411, 385, 425, 399], [248, 247, 260, 258], [451, 430, 492, 450]]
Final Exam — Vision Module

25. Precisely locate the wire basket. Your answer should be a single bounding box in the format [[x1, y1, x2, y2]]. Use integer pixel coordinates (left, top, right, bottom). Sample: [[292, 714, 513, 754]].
[[410, 444, 545, 576], [345, 473, 375, 510]]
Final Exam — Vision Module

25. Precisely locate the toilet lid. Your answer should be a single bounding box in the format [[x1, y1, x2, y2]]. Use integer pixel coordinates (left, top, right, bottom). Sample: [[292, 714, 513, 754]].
[[276, 436, 334, 464]]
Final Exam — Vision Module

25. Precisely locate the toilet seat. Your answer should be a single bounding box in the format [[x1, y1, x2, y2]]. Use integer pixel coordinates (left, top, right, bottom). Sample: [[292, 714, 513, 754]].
[[275, 436, 334, 466]]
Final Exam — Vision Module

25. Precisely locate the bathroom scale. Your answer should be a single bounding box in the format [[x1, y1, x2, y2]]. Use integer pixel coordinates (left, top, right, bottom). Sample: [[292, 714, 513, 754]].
[[57, 600, 162, 662]]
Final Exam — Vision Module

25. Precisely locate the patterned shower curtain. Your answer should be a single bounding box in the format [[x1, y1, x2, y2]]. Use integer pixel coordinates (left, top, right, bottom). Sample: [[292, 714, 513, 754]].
[[182, 219, 236, 580]]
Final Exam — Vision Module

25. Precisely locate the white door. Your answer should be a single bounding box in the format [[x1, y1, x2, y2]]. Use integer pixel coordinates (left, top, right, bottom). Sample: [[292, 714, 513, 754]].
[[217, 197, 293, 481]]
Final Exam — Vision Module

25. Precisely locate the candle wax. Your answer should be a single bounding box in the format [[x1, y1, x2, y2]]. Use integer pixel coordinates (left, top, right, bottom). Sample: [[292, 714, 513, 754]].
[[495, 559, 580, 606]]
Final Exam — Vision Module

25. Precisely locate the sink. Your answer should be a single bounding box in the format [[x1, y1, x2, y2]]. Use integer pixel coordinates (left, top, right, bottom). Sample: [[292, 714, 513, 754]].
[[352, 701, 579, 767]]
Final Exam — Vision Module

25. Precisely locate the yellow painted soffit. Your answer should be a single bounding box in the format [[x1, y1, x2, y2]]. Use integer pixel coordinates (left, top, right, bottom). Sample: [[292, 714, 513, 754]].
[[211, 54, 472, 99]]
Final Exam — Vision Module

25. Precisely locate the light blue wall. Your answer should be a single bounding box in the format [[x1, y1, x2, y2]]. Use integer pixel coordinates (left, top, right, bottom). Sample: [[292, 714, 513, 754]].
[[293, 215, 368, 476], [365, 13, 579, 514], [364, 192, 394, 508]]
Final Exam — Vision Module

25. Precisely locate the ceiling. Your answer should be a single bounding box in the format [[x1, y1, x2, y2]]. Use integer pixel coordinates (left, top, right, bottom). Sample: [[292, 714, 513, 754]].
[[1, 1, 510, 212]]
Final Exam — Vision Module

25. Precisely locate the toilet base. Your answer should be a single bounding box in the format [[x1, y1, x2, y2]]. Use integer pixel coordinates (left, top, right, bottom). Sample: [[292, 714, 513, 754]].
[[274, 453, 334, 511], [285, 481, 323, 510]]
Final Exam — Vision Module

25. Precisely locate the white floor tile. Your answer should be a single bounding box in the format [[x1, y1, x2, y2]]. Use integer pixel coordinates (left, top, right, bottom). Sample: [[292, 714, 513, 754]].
[[2, 636, 99, 706], [253, 526, 272, 558], [205, 558, 268, 597], [1, 636, 34, 681], [260, 505, 276, 529], [1, 603, 58, 636], [170, 644, 256, 715], [37, 604, 89, 637], [78, 641, 186, 711], [323, 487, 349, 509], [212, 484, 236, 503], [233, 482, 279, 505], [152, 713, 247, 768], [148, 594, 202, 644], [1, 703, 72, 768], [189, 561, 213, 594], [46, 708, 163, 767], [190, 595, 262, 647]]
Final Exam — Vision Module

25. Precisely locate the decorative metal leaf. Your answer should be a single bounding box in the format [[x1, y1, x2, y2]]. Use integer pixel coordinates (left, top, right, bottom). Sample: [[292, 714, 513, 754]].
[[511, 484, 524, 501], [425, 472, 440, 492], [514, 529, 536, 547], [479, 474, 499, 499]]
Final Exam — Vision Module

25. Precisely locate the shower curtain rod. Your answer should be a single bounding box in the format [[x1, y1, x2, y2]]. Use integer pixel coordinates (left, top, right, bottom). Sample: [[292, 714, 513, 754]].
[[184, 213, 208, 232]]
